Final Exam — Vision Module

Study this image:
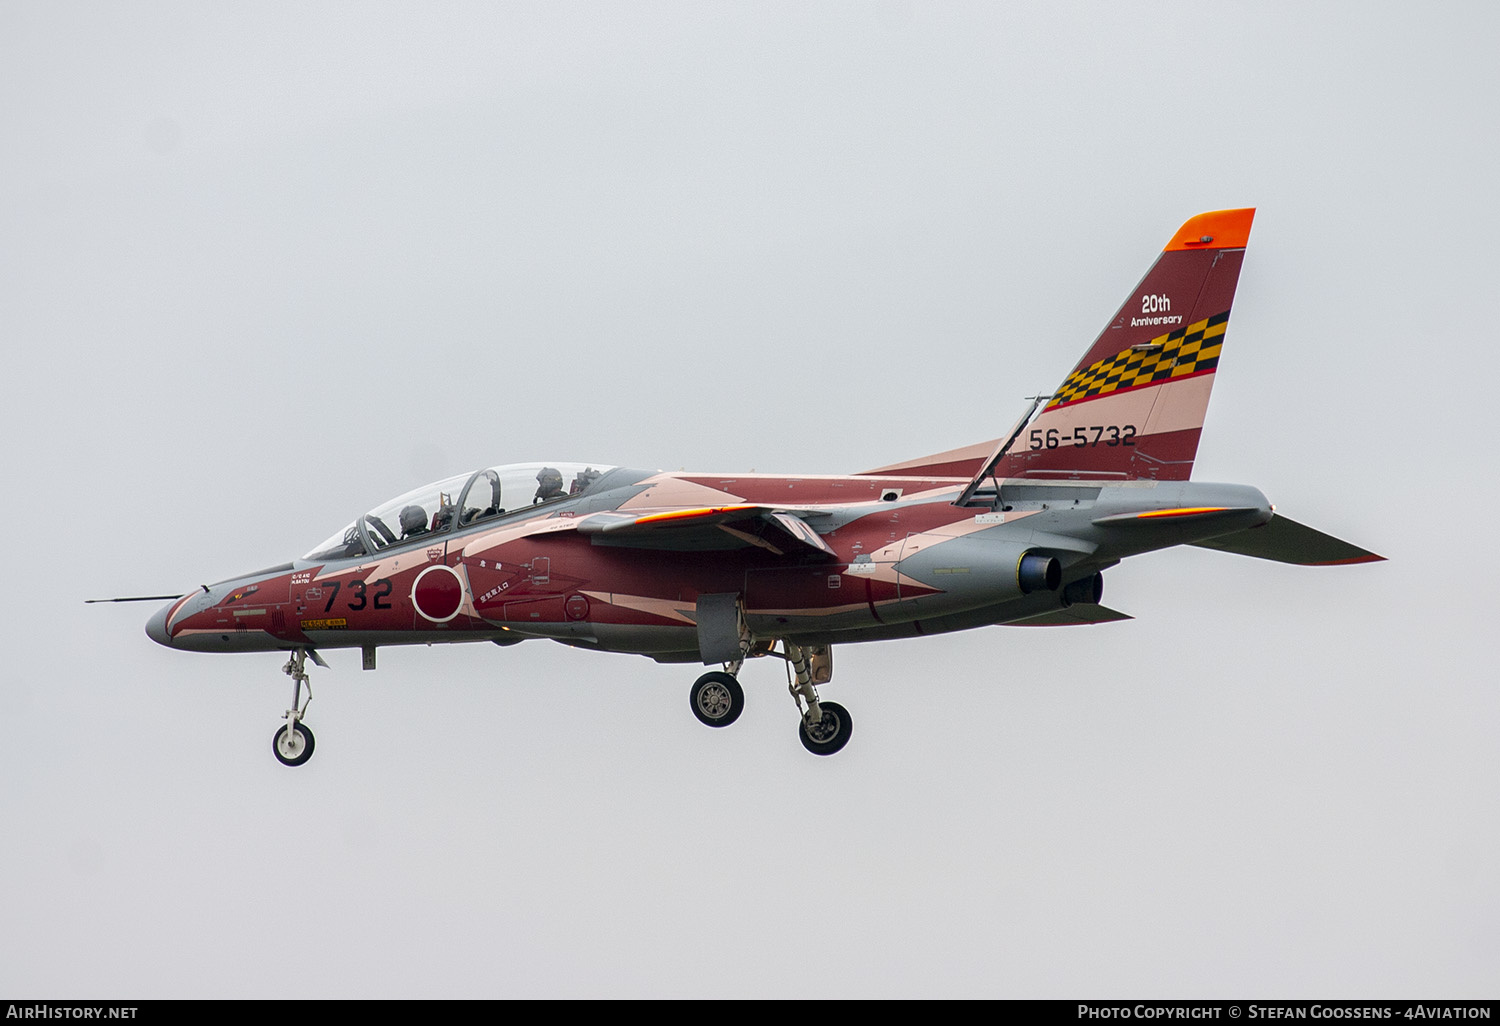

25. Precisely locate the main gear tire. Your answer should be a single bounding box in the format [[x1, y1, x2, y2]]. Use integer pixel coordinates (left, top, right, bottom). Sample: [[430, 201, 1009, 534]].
[[690, 671, 745, 728], [798, 701, 852, 756]]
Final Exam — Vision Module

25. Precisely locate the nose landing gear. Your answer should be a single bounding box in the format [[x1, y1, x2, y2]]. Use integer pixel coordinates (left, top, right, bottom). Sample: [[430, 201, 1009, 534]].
[[272, 649, 317, 767]]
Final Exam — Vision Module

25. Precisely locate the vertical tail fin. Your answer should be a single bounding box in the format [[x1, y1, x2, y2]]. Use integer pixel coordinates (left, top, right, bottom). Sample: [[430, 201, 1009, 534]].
[[994, 208, 1255, 481]]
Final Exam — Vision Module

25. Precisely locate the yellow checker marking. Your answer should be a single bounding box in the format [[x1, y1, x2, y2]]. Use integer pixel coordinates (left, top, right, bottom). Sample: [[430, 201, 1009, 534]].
[[1047, 314, 1228, 410]]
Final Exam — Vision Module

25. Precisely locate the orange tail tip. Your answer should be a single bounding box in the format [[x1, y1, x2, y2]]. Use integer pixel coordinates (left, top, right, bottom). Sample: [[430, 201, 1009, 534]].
[[1164, 208, 1256, 252]]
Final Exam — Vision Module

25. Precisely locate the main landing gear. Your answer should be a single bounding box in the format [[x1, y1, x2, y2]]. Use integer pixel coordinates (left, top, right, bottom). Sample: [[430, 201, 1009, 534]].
[[688, 641, 852, 756], [784, 642, 851, 757], [273, 649, 316, 767], [690, 671, 745, 727]]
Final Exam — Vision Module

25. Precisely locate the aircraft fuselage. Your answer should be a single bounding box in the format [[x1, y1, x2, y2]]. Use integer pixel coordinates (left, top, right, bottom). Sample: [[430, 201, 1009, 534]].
[[147, 467, 1271, 661]]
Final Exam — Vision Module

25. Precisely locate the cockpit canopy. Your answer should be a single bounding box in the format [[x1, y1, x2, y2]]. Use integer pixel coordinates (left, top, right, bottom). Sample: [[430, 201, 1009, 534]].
[[304, 462, 615, 561]]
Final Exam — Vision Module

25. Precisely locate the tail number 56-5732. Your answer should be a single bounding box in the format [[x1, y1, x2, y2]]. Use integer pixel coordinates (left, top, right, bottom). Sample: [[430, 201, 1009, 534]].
[[1029, 425, 1137, 450]]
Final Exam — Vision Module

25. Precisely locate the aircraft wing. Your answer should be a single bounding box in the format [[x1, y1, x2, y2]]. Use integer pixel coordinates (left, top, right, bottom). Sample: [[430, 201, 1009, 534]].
[[1004, 605, 1134, 626], [574, 505, 837, 558], [1188, 513, 1384, 565]]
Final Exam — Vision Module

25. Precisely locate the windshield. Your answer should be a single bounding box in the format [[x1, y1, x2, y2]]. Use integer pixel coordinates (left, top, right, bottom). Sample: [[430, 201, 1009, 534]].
[[303, 462, 614, 561]]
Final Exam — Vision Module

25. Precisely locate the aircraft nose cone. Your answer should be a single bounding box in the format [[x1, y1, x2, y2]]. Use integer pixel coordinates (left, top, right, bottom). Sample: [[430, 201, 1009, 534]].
[[145, 601, 176, 648]]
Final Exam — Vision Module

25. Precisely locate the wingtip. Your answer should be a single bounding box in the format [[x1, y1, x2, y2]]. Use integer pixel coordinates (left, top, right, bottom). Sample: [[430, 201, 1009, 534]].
[[1164, 208, 1256, 252], [1310, 552, 1386, 566]]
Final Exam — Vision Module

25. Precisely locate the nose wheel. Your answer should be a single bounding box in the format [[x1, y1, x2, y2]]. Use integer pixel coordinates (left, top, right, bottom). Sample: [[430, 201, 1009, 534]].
[[273, 721, 316, 766]]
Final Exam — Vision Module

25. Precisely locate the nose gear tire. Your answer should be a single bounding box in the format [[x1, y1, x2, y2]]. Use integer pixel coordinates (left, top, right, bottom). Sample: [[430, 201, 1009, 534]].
[[273, 722, 316, 766]]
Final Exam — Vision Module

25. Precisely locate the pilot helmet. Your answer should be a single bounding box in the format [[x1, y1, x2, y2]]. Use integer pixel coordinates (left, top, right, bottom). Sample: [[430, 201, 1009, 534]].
[[535, 467, 565, 500], [399, 505, 427, 535]]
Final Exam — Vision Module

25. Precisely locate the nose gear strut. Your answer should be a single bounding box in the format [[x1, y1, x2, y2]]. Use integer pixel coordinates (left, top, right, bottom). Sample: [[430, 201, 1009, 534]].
[[272, 649, 317, 767]]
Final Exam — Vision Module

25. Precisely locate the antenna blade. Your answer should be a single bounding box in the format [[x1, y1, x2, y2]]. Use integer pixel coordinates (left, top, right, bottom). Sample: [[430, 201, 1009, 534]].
[[953, 395, 1047, 508]]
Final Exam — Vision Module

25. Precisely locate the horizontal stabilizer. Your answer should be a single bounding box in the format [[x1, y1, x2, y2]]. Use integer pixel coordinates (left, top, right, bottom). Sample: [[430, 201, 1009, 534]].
[[1004, 605, 1134, 627], [1189, 513, 1384, 566]]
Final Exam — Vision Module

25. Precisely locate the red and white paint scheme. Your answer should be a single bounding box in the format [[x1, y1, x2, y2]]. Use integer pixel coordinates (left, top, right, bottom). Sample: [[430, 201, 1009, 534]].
[[108, 210, 1382, 765]]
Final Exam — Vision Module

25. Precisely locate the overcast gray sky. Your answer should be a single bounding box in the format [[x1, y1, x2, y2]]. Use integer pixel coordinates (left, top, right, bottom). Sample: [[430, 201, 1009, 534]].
[[3, 0, 1496, 998]]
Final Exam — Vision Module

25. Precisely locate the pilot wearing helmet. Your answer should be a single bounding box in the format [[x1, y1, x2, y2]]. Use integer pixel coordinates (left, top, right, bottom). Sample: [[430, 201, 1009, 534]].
[[399, 504, 429, 539], [534, 467, 566, 504]]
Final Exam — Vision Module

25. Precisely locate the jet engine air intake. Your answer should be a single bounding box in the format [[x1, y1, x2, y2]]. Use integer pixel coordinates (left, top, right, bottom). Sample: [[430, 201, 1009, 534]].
[[1017, 553, 1062, 594]]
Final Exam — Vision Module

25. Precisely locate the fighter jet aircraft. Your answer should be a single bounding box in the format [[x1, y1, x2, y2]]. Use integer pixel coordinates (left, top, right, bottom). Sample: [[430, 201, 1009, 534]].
[[122, 208, 1382, 765]]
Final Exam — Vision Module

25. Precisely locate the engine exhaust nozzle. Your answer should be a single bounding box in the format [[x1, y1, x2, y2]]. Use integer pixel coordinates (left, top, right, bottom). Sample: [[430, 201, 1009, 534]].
[[1017, 553, 1061, 594], [1062, 572, 1105, 607]]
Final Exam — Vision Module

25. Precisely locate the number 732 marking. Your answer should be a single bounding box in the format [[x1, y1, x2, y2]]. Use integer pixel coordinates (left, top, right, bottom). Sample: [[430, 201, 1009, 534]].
[[1028, 425, 1138, 450], [322, 578, 394, 612]]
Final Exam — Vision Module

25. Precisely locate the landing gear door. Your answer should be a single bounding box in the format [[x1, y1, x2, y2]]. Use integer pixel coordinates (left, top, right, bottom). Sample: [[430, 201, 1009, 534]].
[[696, 592, 742, 665]]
